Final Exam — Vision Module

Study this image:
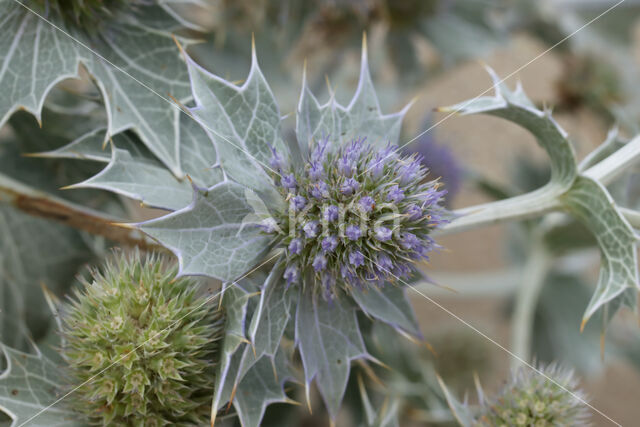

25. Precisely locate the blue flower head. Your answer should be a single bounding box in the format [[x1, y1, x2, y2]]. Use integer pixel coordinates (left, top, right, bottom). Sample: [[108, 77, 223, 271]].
[[264, 136, 447, 297]]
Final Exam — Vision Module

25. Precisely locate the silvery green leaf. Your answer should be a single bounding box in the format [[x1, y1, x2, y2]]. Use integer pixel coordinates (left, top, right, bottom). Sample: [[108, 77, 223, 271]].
[[233, 348, 294, 427], [0, 1, 196, 176], [41, 114, 223, 201], [183, 42, 282, 201], [211, 285, 251, 422], [137, 181, 273, 281], [248, 262, 294, 360], [436, 376, 474, 427], [351, 286, 421, 338], [578, 127, 626, 172], [561, 176, 639, 326], [439, 67, 578, 189], [295, 289, 368, 419], [0, 344, 82, 426], [296, 38, 409, 157], [36, 128, 146, 163], [358, 376, 399, 427], [68, 147, 192, 210], [0, 205, 91, 352]]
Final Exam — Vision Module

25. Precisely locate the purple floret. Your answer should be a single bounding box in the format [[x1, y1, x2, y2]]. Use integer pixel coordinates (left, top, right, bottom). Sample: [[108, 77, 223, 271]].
[[376, 253, 393, 273], [345, 225, 362, 241], [281, 173, 297, 190], [321, 235, 338, 253], [324, 205, 339, 223], [288, 238, 303, 255], [358, 196, 375, 213], [405, 204, 423, 221], [399, 232, 420, 250], [374, 226, 392, 242], [284, 264, 299, 286], [349, 250, 365, 267], [386, 184, 405, 203], [311, 181, 330, 199], [308, 161, 325, 181], [399, 158, 422, 184], [303, 221, 320, 238], [313, 254, 328, 272], [290, 195, 307, 211], [340, 178, 360, 196]]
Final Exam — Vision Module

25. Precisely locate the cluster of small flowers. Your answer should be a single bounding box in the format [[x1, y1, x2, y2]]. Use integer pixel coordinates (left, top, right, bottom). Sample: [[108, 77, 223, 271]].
[[61, 251, 223, 425], [266, 136, 447, 297], [478, 364, 591, 426]]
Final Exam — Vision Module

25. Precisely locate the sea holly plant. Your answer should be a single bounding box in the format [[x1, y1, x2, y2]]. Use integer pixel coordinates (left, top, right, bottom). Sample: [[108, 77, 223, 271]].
[[40, 39, 640, 423], [2, 2, 640, 426]]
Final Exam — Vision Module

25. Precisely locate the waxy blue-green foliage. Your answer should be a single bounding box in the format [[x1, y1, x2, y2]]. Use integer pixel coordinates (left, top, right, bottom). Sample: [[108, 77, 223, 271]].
[[129, 38, 431, 420], [3, 0, 640, 425]]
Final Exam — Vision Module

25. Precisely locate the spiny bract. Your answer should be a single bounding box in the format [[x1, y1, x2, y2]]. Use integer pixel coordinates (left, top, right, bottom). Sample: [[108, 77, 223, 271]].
[[478, 364, 591, 427], [264, 136, 447, 298], [61, 251, 224, 426]]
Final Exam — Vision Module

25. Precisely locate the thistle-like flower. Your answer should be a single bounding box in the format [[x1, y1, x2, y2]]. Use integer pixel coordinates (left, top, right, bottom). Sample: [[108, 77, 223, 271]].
[[478, 364, 591, 426], [60, 250, 224, 425], [265, 136, 447, 297]]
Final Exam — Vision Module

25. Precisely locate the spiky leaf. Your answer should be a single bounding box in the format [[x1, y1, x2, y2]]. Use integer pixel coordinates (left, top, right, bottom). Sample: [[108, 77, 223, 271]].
[[561, 176, 639, 325], [0, 344, 81, 426], [0, 0, 196, 176], [351, 286, 421, 338], [296, 40, 408, 158], [233, 348, 294, 427], [138, 182, 273, 281], [295, 289, 369, 419], [183, 44, 283, 202], [248, 262, 295, 360]]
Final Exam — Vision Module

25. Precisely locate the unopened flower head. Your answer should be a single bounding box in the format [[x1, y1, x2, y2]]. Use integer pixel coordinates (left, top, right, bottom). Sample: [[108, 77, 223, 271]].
[[264, 136, 447, 298], [478, 364, 591, 426], [60, 250, 224, 425]]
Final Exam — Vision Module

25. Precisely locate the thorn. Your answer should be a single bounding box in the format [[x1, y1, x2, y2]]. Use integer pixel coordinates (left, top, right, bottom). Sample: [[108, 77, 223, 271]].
[[580, 317, 588, 333], [283, 397, 301, 406], [172, 34, 186, 58], [305, 383, 312, 414], [424, 340, 437, 357], [325, 74, 332, 94], [434, 106, 454, 113], [59, 184, 79, 191], [226, 383, 238, 412], [270, 357, 278, 382], [302, 58, 308, 85], [361, 32, 368, 61], [111, 221, 135, 229], [22, 151, 47, 158], [251, 33, 256, 61], [168, 93, 190, 115]]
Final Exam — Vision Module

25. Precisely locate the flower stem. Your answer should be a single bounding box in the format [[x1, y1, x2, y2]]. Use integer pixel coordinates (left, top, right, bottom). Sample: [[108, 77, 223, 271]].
[[511, 234, 552, 367], [0, 172, 160, 250]]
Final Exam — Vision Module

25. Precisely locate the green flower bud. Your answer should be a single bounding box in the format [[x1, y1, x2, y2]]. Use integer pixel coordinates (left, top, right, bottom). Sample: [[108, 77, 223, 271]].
[[61, 250, 224, 425], [479, 364, 590, 426]]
